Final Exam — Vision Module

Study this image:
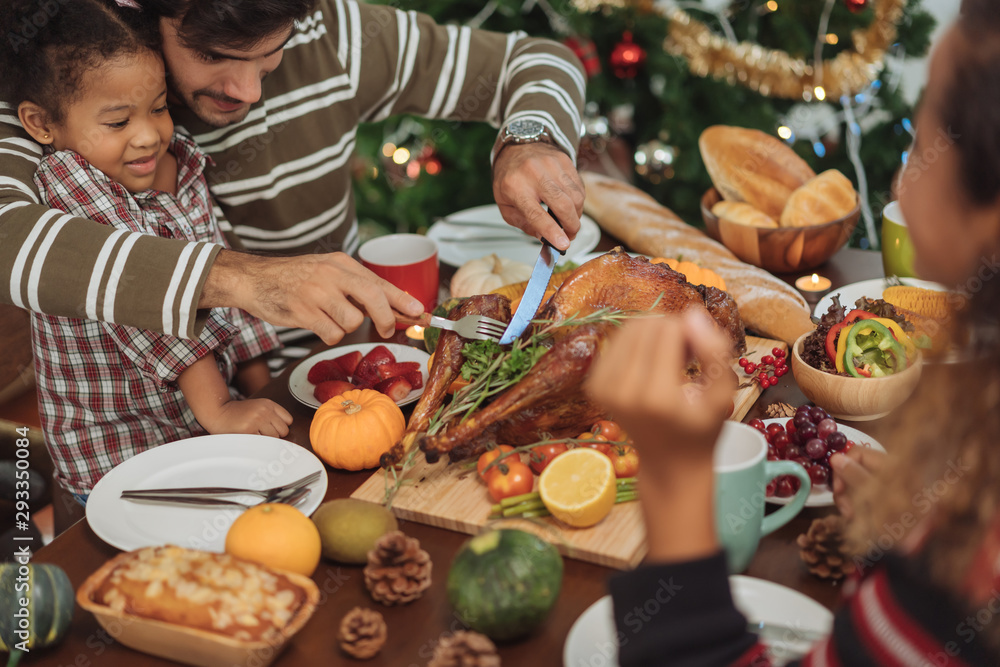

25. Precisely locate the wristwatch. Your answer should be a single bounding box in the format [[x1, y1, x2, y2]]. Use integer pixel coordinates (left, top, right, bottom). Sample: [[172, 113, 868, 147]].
[[493, 119, 553, 159]]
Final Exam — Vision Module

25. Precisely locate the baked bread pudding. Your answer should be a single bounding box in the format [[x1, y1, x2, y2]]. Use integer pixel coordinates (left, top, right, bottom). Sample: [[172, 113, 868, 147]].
[[90, 545, 309, 643]]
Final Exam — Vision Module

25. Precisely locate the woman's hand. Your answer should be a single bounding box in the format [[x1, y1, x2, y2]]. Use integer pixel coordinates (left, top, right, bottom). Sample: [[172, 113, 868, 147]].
[[584, 311, 735, 468], [830, 447, 887, 520]]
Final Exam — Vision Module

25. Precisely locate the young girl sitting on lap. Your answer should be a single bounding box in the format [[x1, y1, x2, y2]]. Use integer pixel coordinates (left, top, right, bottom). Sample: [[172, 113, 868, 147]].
[[586, 1, 1000, 663], [0, 0, 292, 500]]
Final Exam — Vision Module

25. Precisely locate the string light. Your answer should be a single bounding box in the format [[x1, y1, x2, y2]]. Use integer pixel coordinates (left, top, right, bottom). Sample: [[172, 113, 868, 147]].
[[392, 147, 410, 165], [825, 34, 839, 45], [382, 143, 396, 158], [812, 141, 826, 158], [814, 86, 827, 101], [777, 126, 793, 140], [766, 1, 778, 11]]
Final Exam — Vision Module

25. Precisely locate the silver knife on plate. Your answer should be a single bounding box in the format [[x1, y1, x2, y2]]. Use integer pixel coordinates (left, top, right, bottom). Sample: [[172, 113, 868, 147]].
[[498, 213, 566, 345]]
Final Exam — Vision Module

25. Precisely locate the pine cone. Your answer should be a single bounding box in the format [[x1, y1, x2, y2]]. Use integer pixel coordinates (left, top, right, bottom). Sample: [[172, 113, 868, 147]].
[[427, 631, 501, 667], [765, 402, 796, 419], [364, 531, 432, 605], [338, 607, 387, 659], [797, 515, 856, 581]]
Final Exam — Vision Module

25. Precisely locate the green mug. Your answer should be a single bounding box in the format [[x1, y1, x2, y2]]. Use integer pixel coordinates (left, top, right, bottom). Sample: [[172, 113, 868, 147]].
[[881, 201, 916, 279], [714, 422, 812, 573]]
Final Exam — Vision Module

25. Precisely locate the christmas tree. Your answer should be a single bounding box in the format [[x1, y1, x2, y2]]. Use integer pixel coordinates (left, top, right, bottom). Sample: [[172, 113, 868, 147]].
[[353, 0, 935, 249]]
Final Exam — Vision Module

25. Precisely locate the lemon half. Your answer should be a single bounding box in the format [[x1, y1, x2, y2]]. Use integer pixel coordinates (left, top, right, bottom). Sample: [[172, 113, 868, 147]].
[[538, 448, 616, 528]]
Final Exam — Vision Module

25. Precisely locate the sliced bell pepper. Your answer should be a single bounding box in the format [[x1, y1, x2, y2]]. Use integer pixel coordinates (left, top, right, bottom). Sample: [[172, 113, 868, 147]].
[[825, 310, 877, 365], [870, 317, 918, 363], [843, 319, 907, 378]]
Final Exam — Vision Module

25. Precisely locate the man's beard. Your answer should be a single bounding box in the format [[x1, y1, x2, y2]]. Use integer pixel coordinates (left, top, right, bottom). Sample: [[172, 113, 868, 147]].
[[168, 80, 250, 128]]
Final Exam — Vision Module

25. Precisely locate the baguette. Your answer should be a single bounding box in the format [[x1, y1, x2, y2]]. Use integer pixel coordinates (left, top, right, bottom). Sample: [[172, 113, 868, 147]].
[[699, 126, 815, 219], [581, 172, 814, 346]]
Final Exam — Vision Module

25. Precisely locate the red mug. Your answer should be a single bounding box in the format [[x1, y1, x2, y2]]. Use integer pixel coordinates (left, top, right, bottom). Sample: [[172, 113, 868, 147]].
[[358, 234, 439, 326]]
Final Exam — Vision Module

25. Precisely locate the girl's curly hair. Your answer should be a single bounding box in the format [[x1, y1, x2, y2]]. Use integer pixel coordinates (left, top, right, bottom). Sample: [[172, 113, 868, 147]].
[[0, 0, 156, 123]]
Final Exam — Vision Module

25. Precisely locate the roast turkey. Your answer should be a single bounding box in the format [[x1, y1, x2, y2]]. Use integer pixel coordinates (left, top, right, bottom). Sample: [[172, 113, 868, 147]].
[[381, 249, 744, 467]]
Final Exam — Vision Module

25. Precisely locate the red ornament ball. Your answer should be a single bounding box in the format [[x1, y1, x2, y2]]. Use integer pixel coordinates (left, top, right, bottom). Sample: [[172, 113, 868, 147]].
[[844, 0, 867, 12], [564, 35, 601, 78], [610, 31, 646, 79]]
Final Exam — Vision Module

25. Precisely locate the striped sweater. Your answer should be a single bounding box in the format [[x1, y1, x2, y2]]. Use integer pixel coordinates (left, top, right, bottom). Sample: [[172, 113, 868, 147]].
[[0, 0, 584, 338]]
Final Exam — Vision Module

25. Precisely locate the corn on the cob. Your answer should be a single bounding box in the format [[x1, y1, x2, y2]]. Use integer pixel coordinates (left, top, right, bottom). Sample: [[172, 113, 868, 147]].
[[883, 285, 952, 321]]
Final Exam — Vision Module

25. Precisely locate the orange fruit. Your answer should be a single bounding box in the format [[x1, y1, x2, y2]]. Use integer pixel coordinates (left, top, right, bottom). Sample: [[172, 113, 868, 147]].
[[225, 503, 322, 576]]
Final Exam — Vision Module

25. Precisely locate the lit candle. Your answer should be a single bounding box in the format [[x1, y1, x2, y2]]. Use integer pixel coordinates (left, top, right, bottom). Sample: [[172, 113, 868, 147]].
[[405, 325, 425, 341], [795, 273, 832, 299]]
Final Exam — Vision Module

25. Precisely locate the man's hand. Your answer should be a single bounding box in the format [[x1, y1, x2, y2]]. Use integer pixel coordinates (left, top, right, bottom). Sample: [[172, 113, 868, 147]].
[[202, 251, 424, 344], [492, 143, 585, 252]]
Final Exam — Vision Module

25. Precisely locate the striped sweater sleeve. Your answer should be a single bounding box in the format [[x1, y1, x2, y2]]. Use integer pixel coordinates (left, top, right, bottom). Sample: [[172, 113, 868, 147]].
[[0, 105, 220, 339], [349, 0, 586, 163]]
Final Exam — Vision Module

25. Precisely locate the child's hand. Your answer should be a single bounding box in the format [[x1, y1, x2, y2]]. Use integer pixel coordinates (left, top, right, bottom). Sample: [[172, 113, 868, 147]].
[[830, 447, 887, 520], [585, 311, 735, 469], [199, 398, 293, 437]]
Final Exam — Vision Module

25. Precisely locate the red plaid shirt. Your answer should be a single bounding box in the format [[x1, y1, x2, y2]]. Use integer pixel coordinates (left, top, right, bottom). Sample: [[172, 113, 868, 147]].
[[31, 134, 281, 495]]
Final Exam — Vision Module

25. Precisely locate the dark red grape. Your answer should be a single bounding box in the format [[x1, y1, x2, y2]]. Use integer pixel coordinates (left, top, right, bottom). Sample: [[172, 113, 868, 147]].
[[766, 423, 784, 438], [786, 419, 797, 435], [805, 438, 828, 460], [795, 404, 812, 417], [748, 418, 765, 433], [809, 406, 829, 423], [792, 457, 812, 469], [807, 464, 830, 485], [772, 431, 791, 454], [797, 423, 818, 442], [827, 431, 848, 451], [784, 444, 803, 460], [816, 418, 838, 440], [767, 452, 779, 461], [766, 480, 777, 496], [775, 477, 796, 498], [793, 411, 813, 429]]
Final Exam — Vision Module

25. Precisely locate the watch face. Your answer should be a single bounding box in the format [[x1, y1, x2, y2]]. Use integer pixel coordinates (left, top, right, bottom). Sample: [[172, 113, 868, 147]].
[[507, 119, 545, 140]]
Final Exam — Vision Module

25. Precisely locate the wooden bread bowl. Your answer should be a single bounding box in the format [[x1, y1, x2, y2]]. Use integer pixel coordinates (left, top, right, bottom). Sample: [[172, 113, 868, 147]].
[[701, 188, 859, 274]]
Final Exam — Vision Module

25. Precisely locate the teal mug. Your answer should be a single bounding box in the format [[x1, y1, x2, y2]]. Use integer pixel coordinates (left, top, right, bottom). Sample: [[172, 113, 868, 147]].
[[714, 422, 812, 573]]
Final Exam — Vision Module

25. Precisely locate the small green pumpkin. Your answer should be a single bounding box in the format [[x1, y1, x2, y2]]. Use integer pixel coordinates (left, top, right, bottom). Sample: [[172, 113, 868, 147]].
[[446, 528, 563, 641], [0, 563, 73, 666]]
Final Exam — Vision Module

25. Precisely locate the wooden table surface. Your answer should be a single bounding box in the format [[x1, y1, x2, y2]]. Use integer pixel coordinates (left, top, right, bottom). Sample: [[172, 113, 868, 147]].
[[30, 245, 887, 667]]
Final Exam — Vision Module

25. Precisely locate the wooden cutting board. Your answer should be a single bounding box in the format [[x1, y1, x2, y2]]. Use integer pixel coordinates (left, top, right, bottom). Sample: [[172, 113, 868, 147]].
[[351, 335, 785, 570]]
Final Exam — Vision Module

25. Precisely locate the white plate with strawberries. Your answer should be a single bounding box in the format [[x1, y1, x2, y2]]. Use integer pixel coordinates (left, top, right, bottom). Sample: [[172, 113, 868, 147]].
[[289, 343, 430, 409]]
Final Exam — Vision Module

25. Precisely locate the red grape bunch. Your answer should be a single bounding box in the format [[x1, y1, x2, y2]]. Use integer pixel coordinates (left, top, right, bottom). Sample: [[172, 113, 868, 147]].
[[748, 405, 857, 498]]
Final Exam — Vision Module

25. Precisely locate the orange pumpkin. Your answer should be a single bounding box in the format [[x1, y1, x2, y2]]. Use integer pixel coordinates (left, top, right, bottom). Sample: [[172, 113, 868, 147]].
[[309, 389, 405, 470], [651, 257, 727, 291]]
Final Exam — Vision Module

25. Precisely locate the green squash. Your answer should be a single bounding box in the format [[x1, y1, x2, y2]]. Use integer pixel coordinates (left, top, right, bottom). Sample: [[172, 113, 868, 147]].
[[446, 528, 563, 641], [0, 563, 73, 666], [423, 297, 467, 354]]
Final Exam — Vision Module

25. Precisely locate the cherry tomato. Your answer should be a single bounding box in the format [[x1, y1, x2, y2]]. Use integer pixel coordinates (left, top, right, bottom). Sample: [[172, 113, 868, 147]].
[[577, 433, 612, 456], [477, 445, 514, 480], [487, 461, 534, 502], [607, 445, 640, 478], [592, 420, 624, 442], [529, 443, 568, 475]]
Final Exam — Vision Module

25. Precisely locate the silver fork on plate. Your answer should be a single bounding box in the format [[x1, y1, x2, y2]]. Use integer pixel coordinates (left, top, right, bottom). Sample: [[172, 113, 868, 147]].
[[120, 484, 313, 509], [398, 313, 507, 342], [119, 470, 321, 500]]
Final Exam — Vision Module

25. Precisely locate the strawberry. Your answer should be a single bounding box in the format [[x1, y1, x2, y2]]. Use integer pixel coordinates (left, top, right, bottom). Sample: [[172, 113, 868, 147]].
[[313, 380, 356, 404], [307, 359, 348, 385], [332, 350, 363, 376], [353, 346, 396, 388], [376, 361, 420, 381], [402, 370, 423, 390], [373, 376, 412, 402]]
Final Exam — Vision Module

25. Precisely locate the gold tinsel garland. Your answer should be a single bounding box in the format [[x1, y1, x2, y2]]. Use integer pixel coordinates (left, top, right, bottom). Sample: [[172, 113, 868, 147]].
[[571, 0, 906, 100]]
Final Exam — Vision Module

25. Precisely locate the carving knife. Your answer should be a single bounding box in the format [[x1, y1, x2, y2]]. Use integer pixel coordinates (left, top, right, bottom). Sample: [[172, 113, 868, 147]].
[[498, 217, 566, 345]]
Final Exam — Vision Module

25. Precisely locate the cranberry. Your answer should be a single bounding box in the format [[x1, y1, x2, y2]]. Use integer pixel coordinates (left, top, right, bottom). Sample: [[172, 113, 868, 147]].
[[772, 347, 785, 357], [745, 362, 758, 374], [775, 366, 788, 377], [761, 355, 774, 366], [739, 357, 749, 367]]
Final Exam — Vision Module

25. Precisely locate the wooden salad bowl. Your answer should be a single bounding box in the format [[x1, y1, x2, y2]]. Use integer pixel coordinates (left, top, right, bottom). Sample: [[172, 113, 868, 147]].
[[701, 188, 860, 274], [790, 332, 923, 421]]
